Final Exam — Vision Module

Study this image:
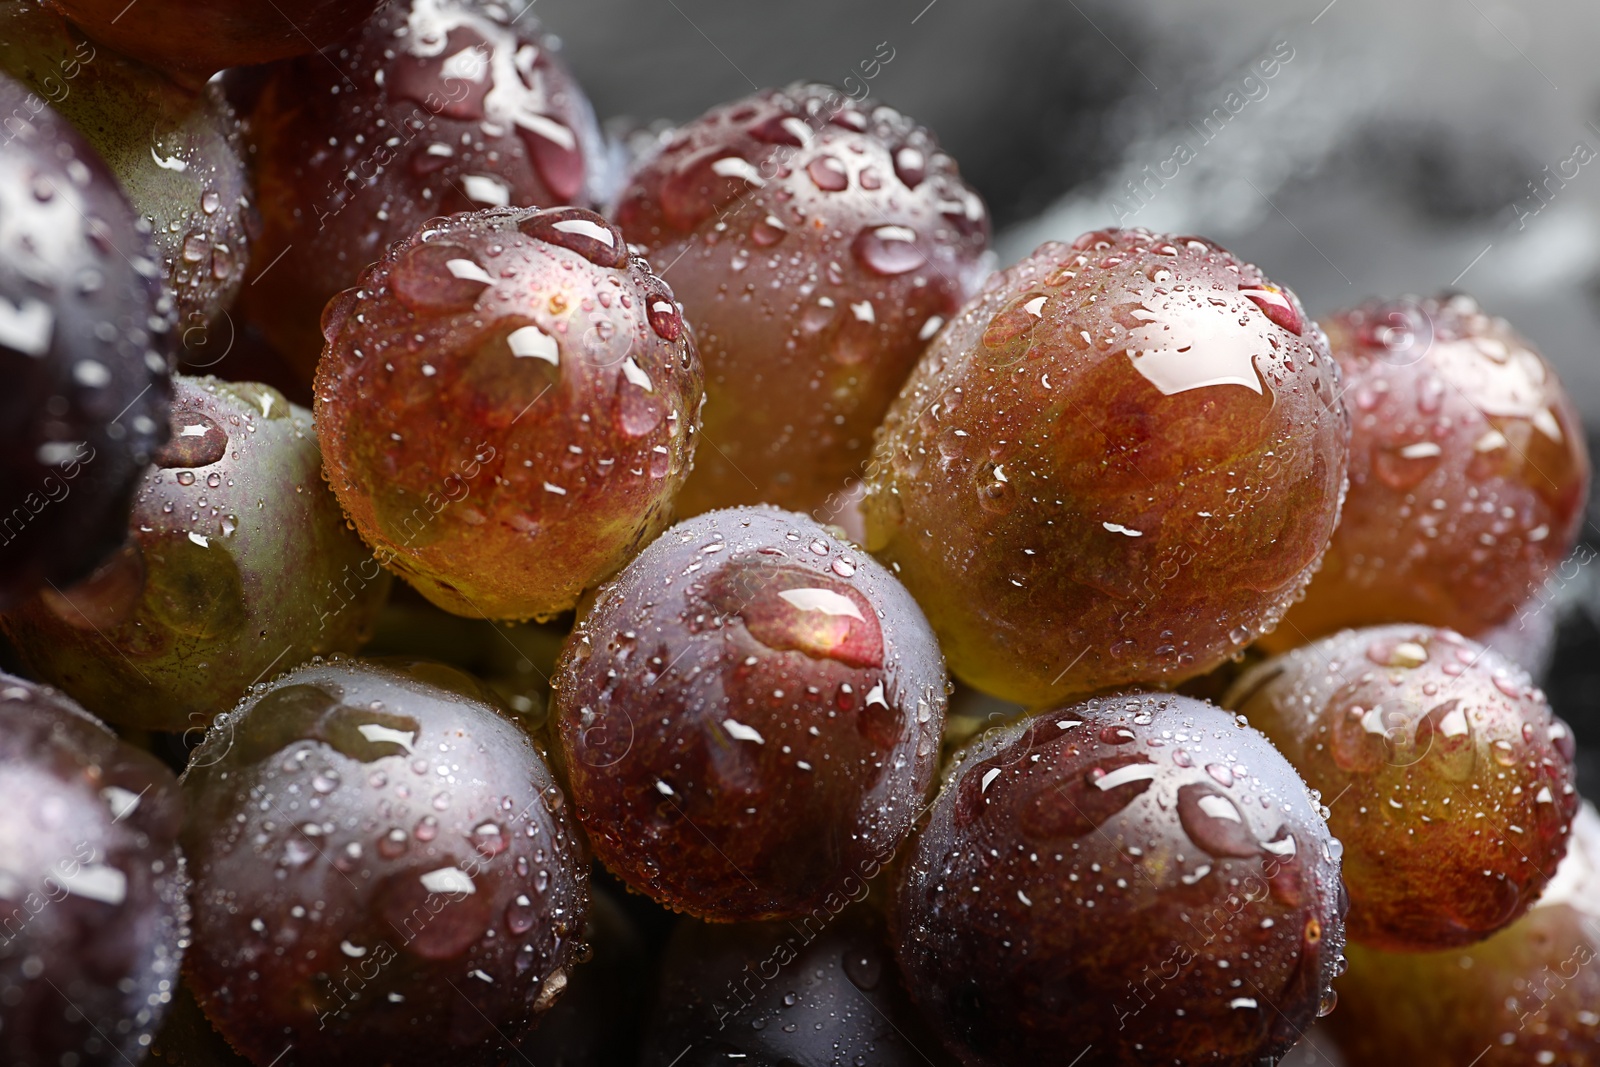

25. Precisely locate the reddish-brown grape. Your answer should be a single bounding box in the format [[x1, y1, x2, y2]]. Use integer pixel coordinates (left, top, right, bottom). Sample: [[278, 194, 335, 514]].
[[48, 0, 386, 87], [181, 658, 589, 1066], [0, 74, 172, 611], [1327, 802, 1600, 1066], [1271, 293, 1590, 649], [243, 0, 604, 374], [893, 694, 1346, 1067], [863, 229, 1350, 705], [4, 376, 390, 732], [0, 674, 189, 1067], [1227, 624, 1578, 951], [553, 506, 947, 921], [316, 205, 702, 621], [614, 82, 992, 515]]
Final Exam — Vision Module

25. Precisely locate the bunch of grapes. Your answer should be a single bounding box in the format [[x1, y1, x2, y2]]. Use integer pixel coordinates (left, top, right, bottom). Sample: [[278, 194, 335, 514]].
[[0, 2, 1591, 1066]]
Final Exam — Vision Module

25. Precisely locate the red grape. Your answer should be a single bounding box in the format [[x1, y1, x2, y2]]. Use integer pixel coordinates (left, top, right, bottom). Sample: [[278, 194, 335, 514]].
[[893, 694, 1346, 1067], [553, 506, 946, 921], [316, 205, 702, 621], [1228, 624, 1578, 950], [615, 83, 992, 515], [864, 229, 1349, 705], [1271, 293, 1591, 649], [242, 0, 604, 375]]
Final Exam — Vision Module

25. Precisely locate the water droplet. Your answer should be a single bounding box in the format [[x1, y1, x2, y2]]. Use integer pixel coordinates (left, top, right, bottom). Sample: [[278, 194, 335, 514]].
[[1240, 285, 1303, 334], [1177, 784, 1259, 858], [646, 293, 683, 341], [1016, 755, 1155, 840], [506, 894, 538, 935], [379, 828, 408, 858], [519, 209, 627, 269], [154, 408, 228, 468], [893, 146, 926, 188], [751, 214, 788, 247], [853, 225, 925, 276], [806, 155, 849, 192], [393, 241, 492, 313]]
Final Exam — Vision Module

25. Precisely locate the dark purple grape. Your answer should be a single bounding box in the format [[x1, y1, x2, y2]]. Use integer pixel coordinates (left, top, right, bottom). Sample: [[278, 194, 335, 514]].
[[553, 506, 947, 921], [4, 375, 391, 732], [0, 673, 189, 1067], [243, 0, 605, 377], [894, 694, 1346, 1067], [641, 906, 956, 1067], [0, 73, 171, 611], [181, 657, 590, 1066], [615, 83, 992, 516]]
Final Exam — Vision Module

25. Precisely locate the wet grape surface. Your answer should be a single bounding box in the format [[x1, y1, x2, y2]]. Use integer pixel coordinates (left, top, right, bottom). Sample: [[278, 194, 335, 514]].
[[893, 693, 1346, 1067], [0, 1, 254, 334], [554, 506, 947, 921], [316, 204, 702, 622], [0, 674, 190, 1067], [181, 658, 589, 1066], [4, 375, 390, 732], [1329, 801, 1600, 1066], [614, 82, 992, 516], [863, 228, 1350, 706], [1228, 624, 1579, 951], [242, 0, 605, 374], [0, 73, 172, 611], [1273, 293, 1591, 649]]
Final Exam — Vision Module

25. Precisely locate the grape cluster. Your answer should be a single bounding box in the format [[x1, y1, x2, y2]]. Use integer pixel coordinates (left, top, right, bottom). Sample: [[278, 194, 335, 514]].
[[0, 3, 1591, 1065]]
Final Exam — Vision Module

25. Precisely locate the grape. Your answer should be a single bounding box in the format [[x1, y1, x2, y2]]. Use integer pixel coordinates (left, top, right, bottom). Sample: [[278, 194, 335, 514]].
[[181, 657, 590, 1066], [1227, 624, 1578, 950], [893, 694, 1346, 1067], [553, 506, 947, 921], [3, 375, 391, 733], [48, 0, 386, 87], [316, 205, 702, 621], [242, 0, 604, 376], [640, 906, 956, 1067], [863, 229, 1349, 705], [1271, 293, 1591, 649], [1327, 802, 1600, 1066], [0, 1, 254, 333], [0, 74, 171, 611], [613, 82, 992, 516], [0, 674, 189, 1067]]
